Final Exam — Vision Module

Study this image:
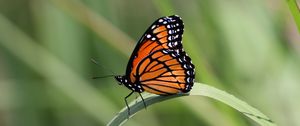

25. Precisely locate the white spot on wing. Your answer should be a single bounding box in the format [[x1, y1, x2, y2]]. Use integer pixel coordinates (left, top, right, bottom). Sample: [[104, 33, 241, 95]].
[[178, 58, 182, 62], [186, 77, 190, 83], [167, 42, 171, 46], [183, 64, 187, 69], [151, 25, 156, 29], [187, 71, 190, 75], [146, 34, 151, 38], [174, 41, 178, 45]]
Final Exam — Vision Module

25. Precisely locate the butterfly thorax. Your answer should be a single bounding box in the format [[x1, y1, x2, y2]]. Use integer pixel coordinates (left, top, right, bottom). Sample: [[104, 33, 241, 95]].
[[115, 75, 144, 93]]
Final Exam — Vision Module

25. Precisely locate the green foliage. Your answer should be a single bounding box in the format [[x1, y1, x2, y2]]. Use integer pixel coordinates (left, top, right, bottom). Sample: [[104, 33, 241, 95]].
[[287, 0, 300, 32]]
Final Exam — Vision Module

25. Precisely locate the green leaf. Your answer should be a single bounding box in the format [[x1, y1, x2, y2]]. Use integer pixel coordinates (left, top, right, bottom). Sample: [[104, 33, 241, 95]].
[[107, 83, 276, 126], [286, 0, 300, 32]]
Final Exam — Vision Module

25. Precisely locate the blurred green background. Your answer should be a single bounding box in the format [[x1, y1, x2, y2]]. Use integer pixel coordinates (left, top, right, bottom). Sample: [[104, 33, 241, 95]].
[[0, 0, 299, 126]]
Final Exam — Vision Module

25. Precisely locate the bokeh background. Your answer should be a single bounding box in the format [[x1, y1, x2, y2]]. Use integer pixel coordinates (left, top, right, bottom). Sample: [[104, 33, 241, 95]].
[[0, 0, 299, 126]]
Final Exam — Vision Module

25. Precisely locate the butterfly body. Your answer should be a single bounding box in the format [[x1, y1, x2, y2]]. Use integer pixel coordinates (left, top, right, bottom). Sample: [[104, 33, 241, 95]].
[[115, 15, 195, 96]]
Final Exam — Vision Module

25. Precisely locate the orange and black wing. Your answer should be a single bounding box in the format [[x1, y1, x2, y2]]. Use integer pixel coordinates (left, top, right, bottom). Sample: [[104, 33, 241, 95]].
[[125, 15, 195, 95], [138, 49, 195, 95]]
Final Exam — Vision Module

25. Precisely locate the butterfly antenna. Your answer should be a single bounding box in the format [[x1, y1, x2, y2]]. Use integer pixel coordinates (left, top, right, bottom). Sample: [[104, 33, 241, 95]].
[[92, 75, 115, 79], [91, 58, 117, 75]]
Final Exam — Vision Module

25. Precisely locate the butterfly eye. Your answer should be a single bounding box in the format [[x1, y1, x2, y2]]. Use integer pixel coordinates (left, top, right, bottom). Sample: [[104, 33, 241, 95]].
[[115, 76, 124, 85]]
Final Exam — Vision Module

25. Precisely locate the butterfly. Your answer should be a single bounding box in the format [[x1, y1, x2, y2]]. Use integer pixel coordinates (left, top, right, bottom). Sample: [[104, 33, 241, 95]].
[[115, 15, 195, 112]]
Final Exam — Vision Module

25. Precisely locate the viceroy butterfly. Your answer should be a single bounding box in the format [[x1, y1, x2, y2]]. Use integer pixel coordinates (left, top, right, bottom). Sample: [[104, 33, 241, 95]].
[[115, 15, 195, 112]]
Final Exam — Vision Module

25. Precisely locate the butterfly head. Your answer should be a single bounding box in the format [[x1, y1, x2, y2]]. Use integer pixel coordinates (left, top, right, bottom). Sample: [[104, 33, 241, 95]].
[[114, 75, 127, 85], [115, 75, 144, 93]]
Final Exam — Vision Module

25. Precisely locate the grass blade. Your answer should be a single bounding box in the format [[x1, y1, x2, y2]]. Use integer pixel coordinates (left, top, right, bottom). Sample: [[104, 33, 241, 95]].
[[287, 0, 300, 32], [107, 83, 276, 126]]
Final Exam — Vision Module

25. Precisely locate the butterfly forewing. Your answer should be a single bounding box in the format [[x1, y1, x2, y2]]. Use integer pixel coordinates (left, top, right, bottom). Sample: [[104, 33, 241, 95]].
[[126, 16, 184, 75]]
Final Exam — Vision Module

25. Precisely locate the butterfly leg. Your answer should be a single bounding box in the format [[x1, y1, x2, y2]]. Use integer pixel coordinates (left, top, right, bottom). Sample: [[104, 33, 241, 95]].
[[125, 91, 134, 116], [138, 93, 147, 109]]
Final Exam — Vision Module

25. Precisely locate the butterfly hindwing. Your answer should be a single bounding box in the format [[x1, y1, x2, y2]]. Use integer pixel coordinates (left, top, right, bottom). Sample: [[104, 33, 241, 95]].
[[137, 49, 194, 95]]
